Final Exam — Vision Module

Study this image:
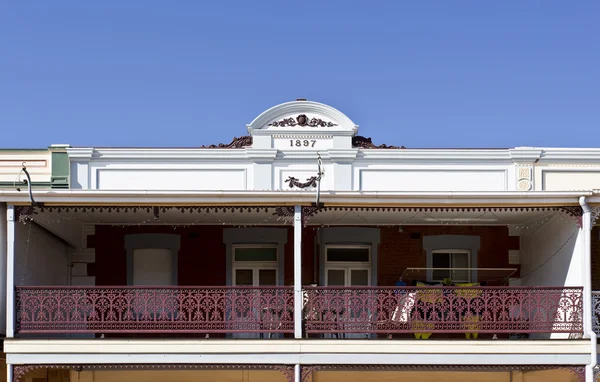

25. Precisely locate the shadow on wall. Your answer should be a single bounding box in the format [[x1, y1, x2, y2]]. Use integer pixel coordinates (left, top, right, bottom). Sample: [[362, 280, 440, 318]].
[[519, 214, 581, 340]]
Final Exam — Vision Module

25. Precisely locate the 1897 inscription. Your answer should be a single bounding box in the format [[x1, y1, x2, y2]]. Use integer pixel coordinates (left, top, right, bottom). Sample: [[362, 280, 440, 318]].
[[290, 139, 317, 147]]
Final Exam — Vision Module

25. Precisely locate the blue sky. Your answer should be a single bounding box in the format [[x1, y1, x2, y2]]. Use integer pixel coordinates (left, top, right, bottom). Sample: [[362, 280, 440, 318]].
[[1, 1, 598, 149]]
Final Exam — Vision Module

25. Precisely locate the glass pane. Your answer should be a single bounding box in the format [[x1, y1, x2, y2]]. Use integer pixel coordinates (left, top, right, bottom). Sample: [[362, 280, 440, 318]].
[[326, 248, 369, 262], [432, 253, 451, 281], [234, 247, 277, 262], [327, 270, 346, 286], [258, 269, 277, 286], [235, 269, 253, 286], [350, 269, 369, 286], [452, 252, 470, 281]]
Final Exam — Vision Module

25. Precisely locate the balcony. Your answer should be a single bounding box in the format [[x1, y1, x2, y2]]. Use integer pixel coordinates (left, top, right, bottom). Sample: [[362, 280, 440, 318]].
[[16, 286, 294, 335], [16, 285, 583, 338]]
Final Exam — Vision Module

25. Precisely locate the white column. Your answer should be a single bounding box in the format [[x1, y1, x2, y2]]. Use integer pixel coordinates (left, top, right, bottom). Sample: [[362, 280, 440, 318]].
[[293, 205, 302, 339], [294, 364, 301, 382], [6, 364, 12, 382], [0, 203, 7, 336], [580, 198, 596, 382], [6, 204, 15, 338]]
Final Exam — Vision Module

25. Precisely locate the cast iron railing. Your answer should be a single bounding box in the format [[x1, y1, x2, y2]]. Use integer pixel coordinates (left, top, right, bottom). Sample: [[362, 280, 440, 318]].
[[15, 286, 583, 336], [16, 286, 294, 334], [303, 286, 583, 335], [592, 291, 600, 333]]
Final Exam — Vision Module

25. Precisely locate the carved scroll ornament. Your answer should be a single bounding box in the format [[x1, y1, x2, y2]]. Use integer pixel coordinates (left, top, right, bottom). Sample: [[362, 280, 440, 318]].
[[285, 176, 318, 189], [200, 136, 252, 149], [352, 135, 404, 149], [268, 114, 337, 127]]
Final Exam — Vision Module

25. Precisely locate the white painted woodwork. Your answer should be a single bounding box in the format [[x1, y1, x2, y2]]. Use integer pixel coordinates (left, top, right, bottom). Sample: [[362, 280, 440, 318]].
[[95, 168, 247, 191], [0, 203, 7, 335], [542, 170, 600, 191], [6, 205, 14, 337], [3, 339, 591, 366], [358, 169, 507, 191], [59, 101, 600, 193], [0, 150, 51, 183], [293, 205, 302, 339]]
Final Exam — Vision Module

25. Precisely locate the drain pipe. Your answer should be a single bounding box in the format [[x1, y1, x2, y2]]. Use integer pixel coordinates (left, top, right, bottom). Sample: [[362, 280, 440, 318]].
[[580, 196, 597, 381]]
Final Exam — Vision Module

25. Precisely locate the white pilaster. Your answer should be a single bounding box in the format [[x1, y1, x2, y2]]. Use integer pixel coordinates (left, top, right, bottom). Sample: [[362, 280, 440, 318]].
[[6, 204, 15, 338], [245, 149, 278, 190], [66, 148, 94, 189], [293, 205, 302, 339], [328, 149, 358, 191]]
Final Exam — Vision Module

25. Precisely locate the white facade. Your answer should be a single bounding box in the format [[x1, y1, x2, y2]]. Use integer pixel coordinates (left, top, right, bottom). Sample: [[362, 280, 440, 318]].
[[64, 101, 600, 194], [2, 100, 600, 381]]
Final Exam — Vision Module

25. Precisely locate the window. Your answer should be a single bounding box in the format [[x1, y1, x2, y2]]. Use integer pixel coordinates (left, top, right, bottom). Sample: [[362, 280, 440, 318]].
[[232, 245, 279, 286], [324, 246, 370, 286], [431, 249, 470, 282], [125, 233, 180, 286], [132, 248, 173, 286]]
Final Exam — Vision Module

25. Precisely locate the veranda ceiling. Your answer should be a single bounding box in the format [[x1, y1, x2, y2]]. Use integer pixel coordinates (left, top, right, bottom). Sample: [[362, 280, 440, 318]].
[[29, 205, 571, 227]]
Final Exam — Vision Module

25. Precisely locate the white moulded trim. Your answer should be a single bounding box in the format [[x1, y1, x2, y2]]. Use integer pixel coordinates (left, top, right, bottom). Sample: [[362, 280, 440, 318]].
[[246, 100, 359, 135], [0, 189, 590, 206], [3, 339, 591, 366], [5, 353, 589, 366]]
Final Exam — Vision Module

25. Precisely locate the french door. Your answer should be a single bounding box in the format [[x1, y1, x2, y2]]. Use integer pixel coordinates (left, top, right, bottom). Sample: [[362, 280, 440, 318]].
[[324, 246, 372, 338], [231, 245, 279, 338]]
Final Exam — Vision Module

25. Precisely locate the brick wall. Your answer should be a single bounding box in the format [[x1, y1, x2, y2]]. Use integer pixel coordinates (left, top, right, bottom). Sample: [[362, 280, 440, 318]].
[[94, 225, 517, 287], [95, 225, 317, 286]]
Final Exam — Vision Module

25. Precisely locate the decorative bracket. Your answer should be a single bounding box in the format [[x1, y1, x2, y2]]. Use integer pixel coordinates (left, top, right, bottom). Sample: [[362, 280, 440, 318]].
[[558, 206, 584, 228], [14, 206, 37, 224], [273, 206, 321, 226], [591, 206, 600, 227]]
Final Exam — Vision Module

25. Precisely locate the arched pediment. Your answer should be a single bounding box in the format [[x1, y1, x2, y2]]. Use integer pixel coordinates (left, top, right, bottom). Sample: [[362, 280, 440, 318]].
[[246, 100, 358, 135]]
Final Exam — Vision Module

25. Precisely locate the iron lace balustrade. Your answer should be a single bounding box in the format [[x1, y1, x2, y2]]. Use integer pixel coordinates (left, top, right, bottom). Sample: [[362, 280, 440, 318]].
[[592, 291, 600, 334], [16, 286, 294, 334], [303, 286, 583, 335]]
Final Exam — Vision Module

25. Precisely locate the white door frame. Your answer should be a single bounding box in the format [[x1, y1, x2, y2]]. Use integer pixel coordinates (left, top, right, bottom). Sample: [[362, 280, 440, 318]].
[[324, 244, 371, 286], [232, 244, 279, 286]]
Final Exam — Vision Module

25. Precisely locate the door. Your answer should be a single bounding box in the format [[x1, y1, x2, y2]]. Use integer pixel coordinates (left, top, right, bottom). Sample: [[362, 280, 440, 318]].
[[231, 246, 279, 338], [324, 246, 372, 338]]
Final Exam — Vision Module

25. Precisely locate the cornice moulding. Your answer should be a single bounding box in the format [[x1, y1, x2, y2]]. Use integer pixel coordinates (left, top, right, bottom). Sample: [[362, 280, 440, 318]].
[[0, 189, 589, 207], [539, 149, 600, 162], [358, 149, 512, 162], [244, 148, 278, 163], [327, 149, 359, 163], [85, 148, 250, 160], [508, 148, 543, 163], [66, 148, 94, 160], [276, 151, 331, 161]]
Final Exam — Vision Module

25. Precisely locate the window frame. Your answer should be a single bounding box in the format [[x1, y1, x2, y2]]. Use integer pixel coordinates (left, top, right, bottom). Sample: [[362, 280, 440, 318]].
[[124, 233, 180, 287], [324, 245, 371, 286], [430, 249, 472, 282], [232, 244, 279, 286]]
